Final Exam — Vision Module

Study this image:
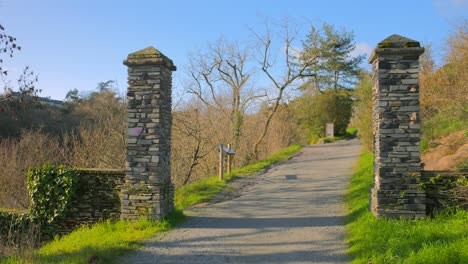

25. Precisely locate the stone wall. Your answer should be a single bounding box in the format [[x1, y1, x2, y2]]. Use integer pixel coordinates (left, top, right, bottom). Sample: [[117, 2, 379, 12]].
[[55, 169, 125, 230], [369, 35, 426, 219], [422, 171, 468, 215], [121, 47, 176, 220]]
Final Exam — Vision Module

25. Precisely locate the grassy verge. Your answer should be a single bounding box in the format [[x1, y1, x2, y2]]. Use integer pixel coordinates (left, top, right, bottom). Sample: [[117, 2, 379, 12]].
[[1, 211, 185, 264], [345, 152, 468, 264], [1, 144, 302, 264], [175, 144, 302, 210]]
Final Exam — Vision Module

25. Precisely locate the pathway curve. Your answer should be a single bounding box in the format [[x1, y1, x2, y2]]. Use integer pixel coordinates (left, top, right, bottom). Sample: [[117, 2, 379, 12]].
[[119, 139, 361, 264]]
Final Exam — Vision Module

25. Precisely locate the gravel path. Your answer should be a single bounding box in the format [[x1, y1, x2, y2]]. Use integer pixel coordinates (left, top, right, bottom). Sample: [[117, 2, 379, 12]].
[[118, 139, 361, 264]]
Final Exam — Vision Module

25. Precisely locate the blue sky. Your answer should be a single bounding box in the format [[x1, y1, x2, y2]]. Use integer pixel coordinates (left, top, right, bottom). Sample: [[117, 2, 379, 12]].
[[1, 0, 467, 100]]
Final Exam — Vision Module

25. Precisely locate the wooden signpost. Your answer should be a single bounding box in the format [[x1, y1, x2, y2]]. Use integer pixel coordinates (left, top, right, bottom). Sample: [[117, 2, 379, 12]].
[[218, 144, 236, 180]]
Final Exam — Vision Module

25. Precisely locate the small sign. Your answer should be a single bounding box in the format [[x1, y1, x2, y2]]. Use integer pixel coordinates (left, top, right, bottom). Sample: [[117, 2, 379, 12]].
[[326, 123, 334, 138], [218, 145, 236, 155]]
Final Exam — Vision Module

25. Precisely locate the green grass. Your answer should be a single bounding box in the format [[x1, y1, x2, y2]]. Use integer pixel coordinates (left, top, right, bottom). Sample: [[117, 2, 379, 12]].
[[175, 144, 302, 210], [229, 144, 302, 178], [346, 127, 358, 137], [421, 108, 468, 152], [1, 144, 302, 264], [174, 176, 226, 210], [345, 152, 468, 264], [1, 211, 185, 264], [316, 128, 358, 144]]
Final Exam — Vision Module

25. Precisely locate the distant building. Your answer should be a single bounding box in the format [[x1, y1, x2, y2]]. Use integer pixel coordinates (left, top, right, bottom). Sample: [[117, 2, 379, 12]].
[[3, 91, 65, 108]]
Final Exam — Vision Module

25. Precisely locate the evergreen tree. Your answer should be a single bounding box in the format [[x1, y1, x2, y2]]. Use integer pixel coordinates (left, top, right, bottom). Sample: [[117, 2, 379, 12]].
[[301, 23, 364, 92]]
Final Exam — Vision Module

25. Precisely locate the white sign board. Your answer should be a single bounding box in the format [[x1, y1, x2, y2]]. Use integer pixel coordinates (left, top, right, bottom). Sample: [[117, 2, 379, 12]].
[[326, 123, 334, 138]]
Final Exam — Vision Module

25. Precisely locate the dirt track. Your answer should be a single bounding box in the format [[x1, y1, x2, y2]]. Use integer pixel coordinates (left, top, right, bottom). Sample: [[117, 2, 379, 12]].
[[118, 139, 361, 264]]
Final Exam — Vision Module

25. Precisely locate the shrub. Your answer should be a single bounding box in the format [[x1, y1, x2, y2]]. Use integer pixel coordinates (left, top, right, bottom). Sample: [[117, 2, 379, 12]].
[[0, 211, 40, 258], [349, 73, 373, 150], [292, 90, 353, 140], [27, 163, 78, 223], [0, 131, 67, 209]]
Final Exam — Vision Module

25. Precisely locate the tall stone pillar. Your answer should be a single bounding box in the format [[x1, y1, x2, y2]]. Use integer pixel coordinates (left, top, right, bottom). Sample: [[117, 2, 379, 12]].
[[369, 35, 426, 219], [121, 47, 176, 220]]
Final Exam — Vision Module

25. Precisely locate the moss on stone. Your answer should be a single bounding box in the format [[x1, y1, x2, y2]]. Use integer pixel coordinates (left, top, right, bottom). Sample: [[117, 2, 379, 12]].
[[378, 40, 392, 48], [377, 34, 421, 49], [124, 46, 176, 70], [403, 42, 420, 48]]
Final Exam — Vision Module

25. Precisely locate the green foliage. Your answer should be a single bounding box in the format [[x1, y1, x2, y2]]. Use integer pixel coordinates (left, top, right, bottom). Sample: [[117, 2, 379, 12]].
[[22, 211, 184, 264], [346, 152, 468, 264], [377, 40, 391, 48], [318, 129, 357, 144], [422, 173, 468, 214], [301, 23, 364, 92], [175, 177, 226, 210], [21, 144, 301, 263], [292, 90, 353, 140], [455, 159, 468, 172], [349, 73, 373, 151], [0, 211, 31, 238], [1, 162, 81, 259], [27, 163, 78, 223], [0, 101, 81, 139], [421, 106, 467, 152], [0, 211, 36, 245], [64, 88, 81, 104], [419, 22, 467, 153], [346, 128, 358, 137]]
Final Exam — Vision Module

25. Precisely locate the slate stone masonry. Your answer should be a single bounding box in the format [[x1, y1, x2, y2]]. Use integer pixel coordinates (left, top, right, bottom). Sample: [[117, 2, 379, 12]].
[[121, 47, 176, 220], [369, 35, 426, 219], [56, 169, 125, 231]]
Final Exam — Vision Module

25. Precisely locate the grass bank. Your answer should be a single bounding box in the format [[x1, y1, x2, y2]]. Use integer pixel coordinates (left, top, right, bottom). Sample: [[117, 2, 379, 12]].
[[345, 152, 468, 264], [2, 144, 302, 264], [421, 107, 467, 152], [4, 211, 184, 264]]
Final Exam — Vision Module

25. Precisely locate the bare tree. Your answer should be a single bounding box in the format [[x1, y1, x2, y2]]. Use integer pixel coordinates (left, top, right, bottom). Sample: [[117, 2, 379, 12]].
[[0, 24, 21, 76], [187, 38, 265, 152], [0, 25, 40, 118], [251, 21, 318, 159], [172, 104, 217, 186]]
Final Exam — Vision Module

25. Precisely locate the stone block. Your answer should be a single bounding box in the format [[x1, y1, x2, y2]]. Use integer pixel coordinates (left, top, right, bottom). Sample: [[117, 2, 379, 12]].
[[399, 106, 419, 112], [127, 138, 137, 144], [403, 204, 426, 211], [137, 139, 152, 145]]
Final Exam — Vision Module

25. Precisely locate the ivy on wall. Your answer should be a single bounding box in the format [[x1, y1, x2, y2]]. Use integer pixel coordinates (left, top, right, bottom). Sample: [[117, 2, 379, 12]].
[[1, 164, 127, 247], [27, 163, 78, 223]]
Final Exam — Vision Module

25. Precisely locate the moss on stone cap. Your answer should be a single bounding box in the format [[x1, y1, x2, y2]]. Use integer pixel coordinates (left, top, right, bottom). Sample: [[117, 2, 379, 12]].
[[123, 46, 176, 70], [377, 34, 421, 49], [369, 34, 424, 63]]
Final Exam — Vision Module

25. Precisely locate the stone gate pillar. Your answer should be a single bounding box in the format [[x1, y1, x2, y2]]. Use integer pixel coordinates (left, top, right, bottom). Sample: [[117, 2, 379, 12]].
[[121, 47, 176, 220], [369, 35, 426, 219]]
